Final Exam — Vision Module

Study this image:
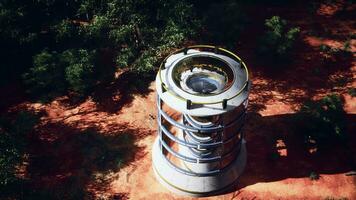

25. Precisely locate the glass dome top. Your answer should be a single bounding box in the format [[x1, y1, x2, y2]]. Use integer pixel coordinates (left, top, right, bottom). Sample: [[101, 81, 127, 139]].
[[172, 55, 234, 96]]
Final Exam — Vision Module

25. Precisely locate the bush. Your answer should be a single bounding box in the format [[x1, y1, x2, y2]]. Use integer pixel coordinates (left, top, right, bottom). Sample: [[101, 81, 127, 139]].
[[297, 94, 347, 148], [257, 16, 300, 62]]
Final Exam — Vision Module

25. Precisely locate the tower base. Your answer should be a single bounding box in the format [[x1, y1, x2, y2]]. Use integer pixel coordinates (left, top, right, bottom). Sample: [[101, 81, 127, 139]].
[[152, 137, 247, 197]]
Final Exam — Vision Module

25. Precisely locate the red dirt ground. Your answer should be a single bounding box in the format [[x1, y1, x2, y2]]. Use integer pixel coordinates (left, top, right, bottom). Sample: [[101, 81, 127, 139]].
[[20, 79, 356, 200], [2, 1, 356, 199]]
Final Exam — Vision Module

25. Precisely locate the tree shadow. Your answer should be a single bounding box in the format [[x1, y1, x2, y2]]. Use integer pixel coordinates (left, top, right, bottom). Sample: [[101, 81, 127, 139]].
[[2, 120, 151, 199], [246, 35, 354, 113], [91, 70, 154, 113], [230, 112, 356, 191], [0, 82, 27, 113]]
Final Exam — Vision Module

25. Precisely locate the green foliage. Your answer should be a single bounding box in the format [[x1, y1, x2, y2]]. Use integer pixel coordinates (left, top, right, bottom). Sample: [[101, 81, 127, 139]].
[[309, 171, 320, 180], [23, 49, 95, 94], [73, 0, 199, 74], [52, 19, 77, 42], [24, 49, 98, 96], [297, 94, 347, 148], [132, 49, 158, 74], [0, 111, 39, 186], [258, 16, 300, 62], [1, 0, 199, 96], [63, 49, 96, 94], [23, 50, 67, 95], [160, 20, 185, 48], [115, 47, 135, 68], [80, 15, 112, 44]]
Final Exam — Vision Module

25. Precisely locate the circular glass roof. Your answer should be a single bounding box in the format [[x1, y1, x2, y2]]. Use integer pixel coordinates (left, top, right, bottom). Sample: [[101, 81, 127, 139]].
[[171, 56, 234, 96]]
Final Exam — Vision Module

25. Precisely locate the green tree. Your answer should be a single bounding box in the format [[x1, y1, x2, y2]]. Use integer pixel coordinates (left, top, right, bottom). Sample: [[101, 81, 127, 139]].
[[258, 16, 300, 62], [1, 0, 200, 96]]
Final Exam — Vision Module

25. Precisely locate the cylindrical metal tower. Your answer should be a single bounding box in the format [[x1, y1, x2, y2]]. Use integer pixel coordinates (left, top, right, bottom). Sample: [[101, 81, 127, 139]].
[[152, 45, 250, 196]]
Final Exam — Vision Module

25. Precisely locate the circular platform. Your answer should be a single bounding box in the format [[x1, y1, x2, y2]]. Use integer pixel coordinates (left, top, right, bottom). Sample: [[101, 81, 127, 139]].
[[156, 48, 250, 116]]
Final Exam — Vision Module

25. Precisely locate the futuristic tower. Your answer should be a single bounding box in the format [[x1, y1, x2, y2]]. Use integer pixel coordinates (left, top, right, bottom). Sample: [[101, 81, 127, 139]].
[[152, 45, 250, 196]]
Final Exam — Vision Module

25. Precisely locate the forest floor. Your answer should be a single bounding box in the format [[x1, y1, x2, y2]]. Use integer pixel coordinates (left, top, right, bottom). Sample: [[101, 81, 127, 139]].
[[2, 1, 356, 200]]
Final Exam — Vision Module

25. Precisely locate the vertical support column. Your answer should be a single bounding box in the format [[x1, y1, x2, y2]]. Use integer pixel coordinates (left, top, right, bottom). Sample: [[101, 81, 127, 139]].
[[241, 97, 249, 140], [218, 117, 224, 170], [157, 94, 163, 154]]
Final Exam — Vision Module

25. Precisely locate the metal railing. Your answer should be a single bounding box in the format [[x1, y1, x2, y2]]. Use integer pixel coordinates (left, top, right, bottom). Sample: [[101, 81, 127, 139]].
[[157, 95, 248, 176], [155, 46, 250, 177]]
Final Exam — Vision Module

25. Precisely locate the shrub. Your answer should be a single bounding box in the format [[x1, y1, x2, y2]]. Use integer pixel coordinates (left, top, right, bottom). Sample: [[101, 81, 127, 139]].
[[297, 94, 347, 148], [257, 16, 300, 62]]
